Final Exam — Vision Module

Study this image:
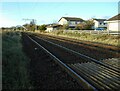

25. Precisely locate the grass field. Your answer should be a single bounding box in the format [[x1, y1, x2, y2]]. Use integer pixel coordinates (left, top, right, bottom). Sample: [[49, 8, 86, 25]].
[[2, 31, 31, 90], [42, 30, 120, 47]]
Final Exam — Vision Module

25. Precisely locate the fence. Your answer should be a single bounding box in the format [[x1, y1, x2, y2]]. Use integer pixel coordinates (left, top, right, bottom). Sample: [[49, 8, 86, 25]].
[[63, 30, 120, 35]]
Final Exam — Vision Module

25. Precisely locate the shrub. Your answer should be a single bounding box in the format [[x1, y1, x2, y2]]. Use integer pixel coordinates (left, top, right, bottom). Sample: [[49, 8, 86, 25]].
[[38, 25, 46, 32]]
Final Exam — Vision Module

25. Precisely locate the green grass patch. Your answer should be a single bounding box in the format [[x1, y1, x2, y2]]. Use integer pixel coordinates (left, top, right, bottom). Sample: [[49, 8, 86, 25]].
[[2, 31, 32, 90]]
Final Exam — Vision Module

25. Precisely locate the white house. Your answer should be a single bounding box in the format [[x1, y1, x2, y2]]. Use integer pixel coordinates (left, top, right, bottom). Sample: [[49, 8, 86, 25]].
[[92, 18, 107, 29], [106, 14, 120, 32], [58, 17, 84, 28], [46, 24, 62, 32]]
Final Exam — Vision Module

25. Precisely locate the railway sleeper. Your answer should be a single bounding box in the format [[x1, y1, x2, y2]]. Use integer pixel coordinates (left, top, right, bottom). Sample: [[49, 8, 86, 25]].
[[80, 62, 120, 79], [69, 64, 111, 90], [78, 63, 120, 85], [76, 63, 120, 88], [73, 63, 118, 89]]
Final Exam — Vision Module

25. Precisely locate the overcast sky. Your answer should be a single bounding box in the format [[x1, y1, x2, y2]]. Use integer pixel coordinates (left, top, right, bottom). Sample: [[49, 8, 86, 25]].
[[0, 1, 119, 27]]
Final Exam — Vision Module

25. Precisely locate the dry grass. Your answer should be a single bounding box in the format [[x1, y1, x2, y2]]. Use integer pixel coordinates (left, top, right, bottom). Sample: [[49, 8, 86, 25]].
[[42, 30, 119, 47], [2, 31, 32, 90]]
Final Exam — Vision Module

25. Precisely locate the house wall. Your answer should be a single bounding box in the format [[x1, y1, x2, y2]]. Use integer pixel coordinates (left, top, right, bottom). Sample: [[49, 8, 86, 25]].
[[59, 18, 81, 27], [107, 20, 120, 31], [93, 20, 107, 29], [46, 27, 58, 32], [94, 20, 99, 28], [68, 21, 81, 27], [46, 27, 53, 32], [58, 18, 68, 25]]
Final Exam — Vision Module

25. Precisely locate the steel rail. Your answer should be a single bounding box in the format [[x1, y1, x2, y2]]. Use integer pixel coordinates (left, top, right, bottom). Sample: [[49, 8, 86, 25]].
[[26, 34, 97, 90], [35, 36, 119, 73], [38, 34, 119, 52], [39, 35, 119, 57]]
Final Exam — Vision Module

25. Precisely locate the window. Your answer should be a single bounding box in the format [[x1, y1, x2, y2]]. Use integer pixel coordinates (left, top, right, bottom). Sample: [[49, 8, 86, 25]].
[[69, 21, 75, 24], [104, 23, 106, 25], [75, 22, 78, 24], [100, 23, 102, 25]]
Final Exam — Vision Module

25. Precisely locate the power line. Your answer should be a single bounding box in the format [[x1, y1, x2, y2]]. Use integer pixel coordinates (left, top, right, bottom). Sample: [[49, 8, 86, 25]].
[[22, 18, 37, 30]]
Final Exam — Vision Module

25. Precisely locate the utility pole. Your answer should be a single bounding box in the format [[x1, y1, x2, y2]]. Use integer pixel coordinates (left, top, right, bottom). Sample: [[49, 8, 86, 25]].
[[22, 18, 37, 31]]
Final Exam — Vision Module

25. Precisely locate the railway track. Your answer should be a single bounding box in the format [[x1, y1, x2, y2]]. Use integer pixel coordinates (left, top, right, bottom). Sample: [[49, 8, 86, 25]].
[[25, 33, 120, 90], [34, 33, 120, 61], [36, 33, 120, 53]]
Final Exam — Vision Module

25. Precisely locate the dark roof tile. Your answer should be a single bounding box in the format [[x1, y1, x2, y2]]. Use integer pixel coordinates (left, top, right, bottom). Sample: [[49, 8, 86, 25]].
[[93, 19, 106, 21], [59, 17, 84, 21], [47, 24, 62, 28]]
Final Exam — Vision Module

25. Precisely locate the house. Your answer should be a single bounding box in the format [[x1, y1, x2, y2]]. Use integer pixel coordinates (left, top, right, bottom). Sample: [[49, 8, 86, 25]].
[[46, 24, 62, 32], [92, 18, 107, 30], [58, 17, 84, 28], [106, 14, 120, 32]]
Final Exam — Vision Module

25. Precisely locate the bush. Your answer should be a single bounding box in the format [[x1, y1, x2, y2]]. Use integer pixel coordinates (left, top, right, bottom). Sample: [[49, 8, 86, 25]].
[[38, 25, 46, 32]]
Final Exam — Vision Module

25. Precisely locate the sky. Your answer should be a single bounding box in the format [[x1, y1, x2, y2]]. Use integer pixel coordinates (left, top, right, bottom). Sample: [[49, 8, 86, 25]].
[[0, 2, 119, 27]]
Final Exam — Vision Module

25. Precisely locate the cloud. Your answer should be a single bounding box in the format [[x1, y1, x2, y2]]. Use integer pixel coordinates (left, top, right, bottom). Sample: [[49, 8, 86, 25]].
[[102, 16, 111, 19], [90, 15, 111, 19]]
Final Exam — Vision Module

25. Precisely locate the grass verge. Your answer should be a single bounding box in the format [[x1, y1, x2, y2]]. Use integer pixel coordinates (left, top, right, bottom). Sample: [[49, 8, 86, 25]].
[[2, 31, 31, 90], [41, 30, 120, 47]]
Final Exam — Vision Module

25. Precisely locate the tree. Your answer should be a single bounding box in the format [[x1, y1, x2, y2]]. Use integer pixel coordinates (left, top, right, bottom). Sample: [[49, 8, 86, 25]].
[[23, 24, 36, 31], [84, 20, 94, 30], [75, 22, 85, 30], [75, 20, 94, 30], [38, 24, 46, 32], [1, 27, 5, 30], [62, 24, 69, 30]]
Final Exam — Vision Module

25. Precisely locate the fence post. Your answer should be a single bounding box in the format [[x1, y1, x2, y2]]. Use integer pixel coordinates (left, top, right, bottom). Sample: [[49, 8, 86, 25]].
[[97, 31, 99, 34], [107, 30, 110, 35]]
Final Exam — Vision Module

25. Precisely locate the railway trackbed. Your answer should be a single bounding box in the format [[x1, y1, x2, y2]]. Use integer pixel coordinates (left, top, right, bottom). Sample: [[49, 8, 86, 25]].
[[34, 33, 120, 60], [25, 33, 120, 90], [36, 33, 120, 53]]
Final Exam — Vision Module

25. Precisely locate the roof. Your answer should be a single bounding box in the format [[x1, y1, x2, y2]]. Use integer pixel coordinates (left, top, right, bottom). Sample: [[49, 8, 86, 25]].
[[58, 17, 84, 22], [47, 24, 62, 28], [107, 14, 120, 21], [46, 23, 58, 26], [93, 18, 106, 21]]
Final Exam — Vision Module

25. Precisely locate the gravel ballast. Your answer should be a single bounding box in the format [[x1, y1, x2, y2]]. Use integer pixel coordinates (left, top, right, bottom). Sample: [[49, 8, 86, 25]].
[[22, 33, 83, 90]]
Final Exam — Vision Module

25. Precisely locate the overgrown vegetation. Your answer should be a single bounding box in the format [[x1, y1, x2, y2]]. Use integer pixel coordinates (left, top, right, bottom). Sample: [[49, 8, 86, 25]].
[[37, 24, 46, 32], [2, 31, 31, 90], [75, 20, 94, 30], [47, 30, 119, 46], [23, 24, 36, 31]]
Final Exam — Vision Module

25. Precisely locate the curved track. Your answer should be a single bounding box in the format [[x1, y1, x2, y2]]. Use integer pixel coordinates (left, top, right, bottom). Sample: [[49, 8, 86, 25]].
[[36, 33, 120, 53], [35, 33, 120, 61], [24, 33, 120, 90]]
